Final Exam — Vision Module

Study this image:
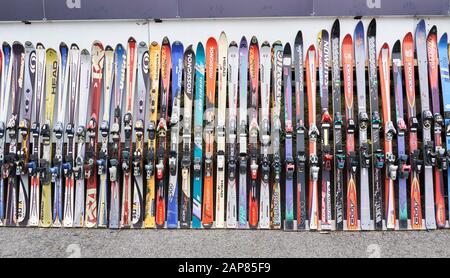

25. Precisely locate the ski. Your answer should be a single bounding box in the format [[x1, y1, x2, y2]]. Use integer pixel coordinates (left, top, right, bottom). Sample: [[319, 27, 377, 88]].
[[27, 43, 45, 227], [248, 36, 259, 229], [354, 22, 371, 230], [403, 32, 423, 230], [155, 37, 171, 228], [427, 26, 446, 228], [283, 43, 295, 230], [367, 19, 384, 230], [121, 37, 137, 228], [108, 44, 125, 229], [270, 41, 283, 229], [216, 32, 227, 228], [192, 42, 205, 229], [62, 44, 81, 227], [259, 41, 271, 229], [318, 29, 332, 230], [226, 41, 239, 228], [305, 44, 320, 230], [331, 20, 345, 231], [202, 37, 217, 229], [415, 19, 436, 230], [167, 41, 183, 229], [84, 41, 104, 228], [393, 40, 411, 230], [180, 45, 195, 228], [131, 42, 148, 228], [17, 42, 35, 227], [73, 49, 91, 227], [97, 45, 113, 228], [144, 42, 160, 228], [379, 43, 398, 230], [438, 32, 450, 226], [0, 42, 12, 226], [40, 47, 57, 228], [4, 42, 25, 226], [51, 42, 69, 228], [294, 31, 306, 231], [238, 36, 248, 229], [342, 34, 359, 230]]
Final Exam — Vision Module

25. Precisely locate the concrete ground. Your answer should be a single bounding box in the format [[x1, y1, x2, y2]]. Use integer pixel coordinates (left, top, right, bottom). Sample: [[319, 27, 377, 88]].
[[0, 228, 449, 258]]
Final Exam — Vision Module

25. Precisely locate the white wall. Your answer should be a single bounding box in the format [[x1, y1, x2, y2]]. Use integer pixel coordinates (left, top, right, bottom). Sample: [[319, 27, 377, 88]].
[[0, 16, 449, 55]]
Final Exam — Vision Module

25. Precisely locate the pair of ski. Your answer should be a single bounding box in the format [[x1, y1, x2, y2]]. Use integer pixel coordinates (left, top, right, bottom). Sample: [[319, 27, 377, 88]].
[[190, 34, 272, 229]]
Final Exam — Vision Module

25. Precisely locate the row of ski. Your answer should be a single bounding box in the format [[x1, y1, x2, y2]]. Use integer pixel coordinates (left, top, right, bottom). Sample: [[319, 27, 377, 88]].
[[0, 18, 449, 230]]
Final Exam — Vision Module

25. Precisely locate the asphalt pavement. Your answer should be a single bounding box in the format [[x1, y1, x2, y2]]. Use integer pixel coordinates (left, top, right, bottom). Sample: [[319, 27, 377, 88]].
[[0, 228, 449, 258]]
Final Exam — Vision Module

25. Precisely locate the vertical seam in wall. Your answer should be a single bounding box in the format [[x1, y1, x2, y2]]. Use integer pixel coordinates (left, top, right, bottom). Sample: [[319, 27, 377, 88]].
[[42, 0, 46, 20], [147, 19, 151, 43]]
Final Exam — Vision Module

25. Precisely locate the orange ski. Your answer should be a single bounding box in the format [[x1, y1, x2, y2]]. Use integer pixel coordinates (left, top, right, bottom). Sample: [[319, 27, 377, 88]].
[[202, 37, 218, 228]]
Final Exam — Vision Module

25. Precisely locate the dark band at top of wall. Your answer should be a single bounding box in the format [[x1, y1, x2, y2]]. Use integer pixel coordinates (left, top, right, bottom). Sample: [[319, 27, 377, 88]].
[[1, 0, 449, 22]]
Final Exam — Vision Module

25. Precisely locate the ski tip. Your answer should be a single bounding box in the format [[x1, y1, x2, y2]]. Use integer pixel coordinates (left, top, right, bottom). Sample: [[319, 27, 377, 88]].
[[172, 40, 184, 50], [250, 36, 258, 45], [139, 41, 147, 48], [12, 41, 24, 52], [12, 40, 23, 47], [240, 36, 248, 47], [92, 40, 104, 51], [59, 41, 68, 49], [417, 18, 425, 28], [115, 43, 124, 52], [272, 40, 282, 48], [81, 49, 90, 56], [428, 25, 437, 37], [105, 45, 113, 52], [403, 32, 413, 45], [206, 37, 218, 47], [367, 18, 376, 36], [70, 43, 80, 50], [185, 44, 193, 52], [25, 41, 34, 48], [295, 30, 303, 45], [162, 36, 170, 45], [196, 42, 205, 58], [355, 21, 364, 33], [331, 19, 340, 36], [150, 41, 159, 47], [283, 43, 291, 55], [127, 37, 136, 43], [229, 41, 238, 48], [343, 33, 353, 45], [261, 40, 270, 48], [46, 48, 56, 55], [439, 32, 448, 45], [307, 44, 316, 53], [381, 42, 389, 52], [36, 42, 45, 49], [393, 40, 401, 54], [220, 31, 227, 40], [415, 19, 426, 36]]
